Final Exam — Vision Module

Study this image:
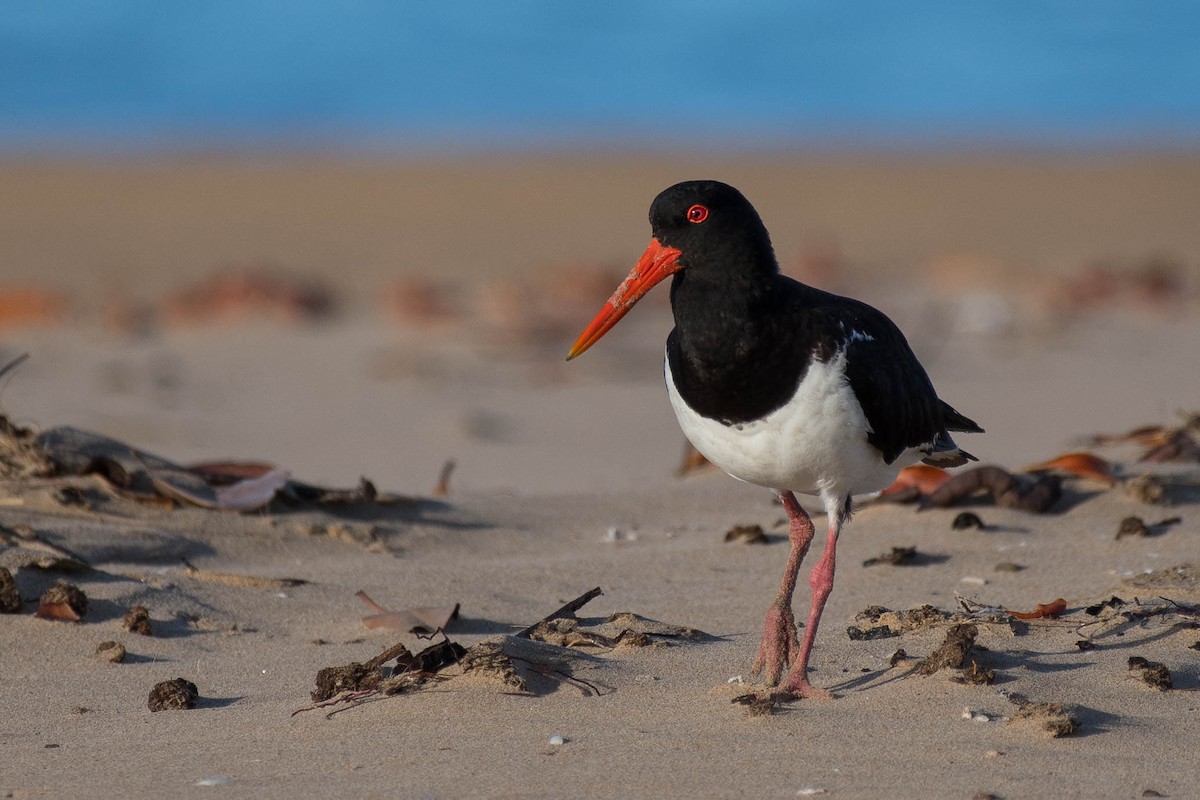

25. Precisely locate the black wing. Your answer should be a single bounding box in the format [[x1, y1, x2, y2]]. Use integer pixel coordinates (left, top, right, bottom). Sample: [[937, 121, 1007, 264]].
[[812, 297, 965, 465]]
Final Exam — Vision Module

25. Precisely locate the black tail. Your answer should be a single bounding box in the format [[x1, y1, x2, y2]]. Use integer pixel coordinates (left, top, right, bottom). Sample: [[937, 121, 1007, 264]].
[[939, 400, 984, 434]]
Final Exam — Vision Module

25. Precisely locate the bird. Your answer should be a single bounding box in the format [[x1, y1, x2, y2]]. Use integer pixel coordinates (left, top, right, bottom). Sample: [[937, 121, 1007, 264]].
[[567, 180, 982, 698]]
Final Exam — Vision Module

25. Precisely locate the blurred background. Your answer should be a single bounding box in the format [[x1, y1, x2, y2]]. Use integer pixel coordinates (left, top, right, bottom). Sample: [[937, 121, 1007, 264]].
[[4, 3, 1199, 151], [1, 3, 1198, 492]]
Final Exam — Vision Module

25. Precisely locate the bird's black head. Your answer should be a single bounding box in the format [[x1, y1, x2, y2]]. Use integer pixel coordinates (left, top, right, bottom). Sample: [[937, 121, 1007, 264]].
[[649, 180, 779, 279]]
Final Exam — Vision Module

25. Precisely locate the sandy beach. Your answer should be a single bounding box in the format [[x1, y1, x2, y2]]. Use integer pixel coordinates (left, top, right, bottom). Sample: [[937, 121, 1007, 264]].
[[2, 151, 1199, 799]]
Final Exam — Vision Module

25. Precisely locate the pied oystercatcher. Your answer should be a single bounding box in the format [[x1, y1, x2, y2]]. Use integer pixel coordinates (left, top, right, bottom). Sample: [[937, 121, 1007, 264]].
[[567, 180, 982, 697]]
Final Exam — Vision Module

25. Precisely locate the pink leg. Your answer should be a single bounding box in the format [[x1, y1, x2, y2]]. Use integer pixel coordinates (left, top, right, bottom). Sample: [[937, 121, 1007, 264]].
[[777, 514, 842, 699], [751, 491, 814, 686]]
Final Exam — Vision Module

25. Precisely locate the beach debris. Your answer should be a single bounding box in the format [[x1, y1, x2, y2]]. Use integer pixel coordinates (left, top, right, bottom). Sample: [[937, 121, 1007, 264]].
[[861, 546, 948, 567], [356, 590, 460, 634], [951, 511, 985, 530], [846, 604, 948, 641], [1140, 428, 1200, 463], [730, 691, 776, 717], [548, 734, 566, 746], [1023, 451, 1117, 486], [1073, 595, 1199, 644], [917, 623, 978, 675], [1128, 656, 1173, 690], [957, 660, 996, 686], [310, 640, 414, 702], [140, 453, 289, 512], [1122, 563, 1200, 591], [94, 641, 126, 663], [1086, 412, 1200, 463], [604, 611, 708, 641], [459, 639, 529, 691], [1084, 596, 1126, 616], [516, 586, 603, 639], [311, 661, 385, 702], [122, 605, 153, 636], [877, 465, 951, 502], [35, 581, 87, 621], [527, 610, 708, 650], [1122, 473, 1169, 505], [1006, 598, 1067, 620], [159, 265, 334, 328], [0, 566, 22, 612], [724, 523, 768, 544], [1008, 700, 1078, 737], [922, 465, 1061, 513], [309, 637, 468, 705], [432, 459, 456, 496], [181, 558, 308, 590], [30, 426, 414, 513], [148, 678, 199, 711], [1117, 516, 1149, 538], [1116, 515, 1182, 539], [993, 562, 1025, 573], [460, 636, 606, 697]]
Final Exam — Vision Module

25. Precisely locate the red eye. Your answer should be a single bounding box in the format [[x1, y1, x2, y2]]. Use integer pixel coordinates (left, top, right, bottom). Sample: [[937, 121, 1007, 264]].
[[686, 204, 709, 224]]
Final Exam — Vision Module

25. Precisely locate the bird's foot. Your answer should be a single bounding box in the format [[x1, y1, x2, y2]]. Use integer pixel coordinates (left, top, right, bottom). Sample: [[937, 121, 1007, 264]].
[[773, 673, 834, 701], [750, 601, 800, 685]]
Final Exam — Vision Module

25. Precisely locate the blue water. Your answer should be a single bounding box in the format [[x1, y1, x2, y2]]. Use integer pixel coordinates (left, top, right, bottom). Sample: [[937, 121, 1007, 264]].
[[2, 2, 1199, 152]]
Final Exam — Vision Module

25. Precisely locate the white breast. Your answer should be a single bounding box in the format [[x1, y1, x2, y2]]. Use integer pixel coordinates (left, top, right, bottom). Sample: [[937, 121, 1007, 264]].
[[665, 349, 919, 499]]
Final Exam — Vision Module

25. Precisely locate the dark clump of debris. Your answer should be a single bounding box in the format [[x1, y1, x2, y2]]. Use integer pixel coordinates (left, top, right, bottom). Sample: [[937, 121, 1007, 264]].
[[724, 524, 768, 544], [0, 566, 21, 613], [311, 661, 384, 702], [917, 623, 978, 676], [148, 678, 199, 711], [1116, 515, 1182, 539], [922, 465, 1062, 513], [951, 511, 985, 530], [958, 660, 996, 686], [94, 641, 126, 663], [846, 605, 948, 641], [863, 546, 916, 567], [1128, 656, 1173, 690], [311, 637, 469, 703], [36, 581, 88, 621], [122, 605, 152, 636]]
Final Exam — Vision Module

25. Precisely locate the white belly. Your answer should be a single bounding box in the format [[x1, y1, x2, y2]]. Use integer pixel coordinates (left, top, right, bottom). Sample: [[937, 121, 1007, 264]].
[[665, 349, 918, 498]]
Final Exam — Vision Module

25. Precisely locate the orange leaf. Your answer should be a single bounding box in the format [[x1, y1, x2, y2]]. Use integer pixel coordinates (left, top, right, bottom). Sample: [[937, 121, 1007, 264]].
[[1007, 598, 1067, 620], [1023, 452, 1117, 486]]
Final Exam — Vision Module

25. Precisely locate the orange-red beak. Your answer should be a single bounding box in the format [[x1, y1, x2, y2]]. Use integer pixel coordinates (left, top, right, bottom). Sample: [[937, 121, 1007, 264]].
[[566, 238, 683, 360]]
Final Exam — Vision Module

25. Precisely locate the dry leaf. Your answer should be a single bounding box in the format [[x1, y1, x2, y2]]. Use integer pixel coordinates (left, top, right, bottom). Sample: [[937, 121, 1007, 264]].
[[1007, 598, 1067, 620]]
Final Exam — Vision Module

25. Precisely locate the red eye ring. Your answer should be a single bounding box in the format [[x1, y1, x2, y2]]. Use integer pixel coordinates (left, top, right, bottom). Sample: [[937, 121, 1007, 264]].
[[686, 204, 709, 224]]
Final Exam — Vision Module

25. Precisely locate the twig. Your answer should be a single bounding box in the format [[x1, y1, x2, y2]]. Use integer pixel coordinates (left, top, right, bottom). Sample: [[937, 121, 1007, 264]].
[[516, 586, 603, 639]]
